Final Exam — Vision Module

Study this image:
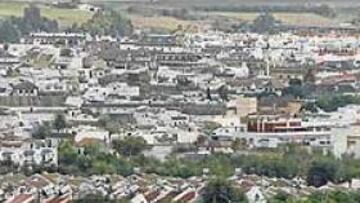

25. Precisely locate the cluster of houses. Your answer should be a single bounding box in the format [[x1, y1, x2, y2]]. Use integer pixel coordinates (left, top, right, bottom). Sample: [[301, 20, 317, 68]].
[[1, 171, 360, 203], [0, 25, 359, 201]]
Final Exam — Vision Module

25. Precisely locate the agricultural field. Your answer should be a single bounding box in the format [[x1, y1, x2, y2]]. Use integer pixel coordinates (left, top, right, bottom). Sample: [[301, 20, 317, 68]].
[[127, 11, 341, 32], [212, 12, 340, 27], [211, 12, 259, 22], [0, 2, 93, 26], [0, 2, 26, 17], [42, 7, 93, 26], [273, 13, 338, 27], [129, 15, 202, 32]]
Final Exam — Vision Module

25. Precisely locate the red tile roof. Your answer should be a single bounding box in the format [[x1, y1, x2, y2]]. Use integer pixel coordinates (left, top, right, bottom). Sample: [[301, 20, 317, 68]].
[[5, 194, 34, 203], [145, 190, 161, 202], [45, 195, 71, 203], [179, 191, 196, 202]]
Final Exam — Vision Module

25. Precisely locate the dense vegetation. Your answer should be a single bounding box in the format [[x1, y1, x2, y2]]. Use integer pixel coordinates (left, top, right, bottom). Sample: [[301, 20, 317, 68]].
[[55, 135, 360, 188], [199, 178, 360, 203], [0, 5, 133, 43], [26, 107, 360, 189], [32, 114, 67, 139], [282, 79, 360, 112], [112, 136, 149, 157], [129, 146, 359, 188], [58, 141, 133, 176], [201, 178, 247, 203], [4, 113, 360, 201], [0, 6, 58, 43], [71, 9, 133, 37], [250, 12, 281, 34], [0, 19, 21, 43], [269, 190, 360, 203], [316, 94, 360, 112]]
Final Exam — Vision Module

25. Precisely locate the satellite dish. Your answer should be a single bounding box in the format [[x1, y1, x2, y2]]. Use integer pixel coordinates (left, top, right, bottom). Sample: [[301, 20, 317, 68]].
[[353, 60, 360, 68]]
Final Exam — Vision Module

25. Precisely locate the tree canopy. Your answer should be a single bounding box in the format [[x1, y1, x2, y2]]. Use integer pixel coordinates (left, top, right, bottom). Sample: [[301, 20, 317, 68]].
[[201, 178, 247, 203], [316, 94, 360, 112], [53, 114, 67, 132], [112, 136, 149, 157], [75, 9, 133, 37], [251, 12, 281, 34], [0, 5, 58, 43], [32, 121, 52, 139], [58, 141, 133, 176]]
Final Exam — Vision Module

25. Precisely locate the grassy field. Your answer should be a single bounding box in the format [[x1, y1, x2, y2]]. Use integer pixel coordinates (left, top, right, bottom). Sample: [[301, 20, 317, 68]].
[[0, 2, 93, 26], [128, 11, 340, 32], [129, 15, 201, 31], [0, 2, 26, 17], [42, 7, 93, 26], [273, 13, 337, 27], [211, 12, 258, 22], [212, 12, 339, 27]]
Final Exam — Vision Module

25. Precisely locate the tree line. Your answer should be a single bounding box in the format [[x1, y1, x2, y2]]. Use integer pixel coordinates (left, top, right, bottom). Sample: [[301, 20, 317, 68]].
[[0, 5, 133, 43], [58, 137, 359, 189], [28, 114, 360, 188], [0, 5, 58, 43], [316, 94, 360, 112], [197, 4, 337, 18], [68, 9, 133, 37]]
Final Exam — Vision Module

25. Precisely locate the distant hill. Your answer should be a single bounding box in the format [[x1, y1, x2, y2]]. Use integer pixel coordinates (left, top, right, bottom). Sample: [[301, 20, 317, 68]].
[[4, 0, 360, 9], [5, 0, 360, 5], [154, 0, 360, 7]]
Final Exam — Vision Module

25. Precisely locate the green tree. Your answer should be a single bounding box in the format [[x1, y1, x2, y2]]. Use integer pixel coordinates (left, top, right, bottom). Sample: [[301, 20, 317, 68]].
[[202, 121, 221, 136], [98, 115, 120, 135], [0, 6, 58, 43], [316, 95, 360, 112], [0, 19, 21, 43], [32, 121, 52, 139], [201, 178, 247, 203], [231, 138, 247, 151], [112, 136, 149, 157], [3, 43, 9, 51], [283, 78, 307, 99], [303, 190, 360, 203], [79, 9, 132, 37], [58, 141, 79, 165], [251, 12, 280, 34], [206, 87, 212, 101], [269, 191, 291, 203], [218, 85, 229, 101], [205, 154, 234, 177], [58, 141, 134, 176], [307, 158, 349, 187], [53, 114, 67, 133], [315, 4, 336, 18]]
